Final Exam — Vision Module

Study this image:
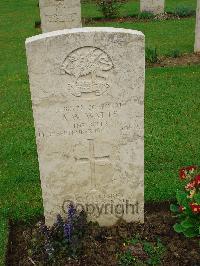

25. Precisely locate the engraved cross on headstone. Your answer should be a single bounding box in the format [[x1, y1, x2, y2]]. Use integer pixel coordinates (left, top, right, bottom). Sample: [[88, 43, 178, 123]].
[[75, 139, 110, 186]]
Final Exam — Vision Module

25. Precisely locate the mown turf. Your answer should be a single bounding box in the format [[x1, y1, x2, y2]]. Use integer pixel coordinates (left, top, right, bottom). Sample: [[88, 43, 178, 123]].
[[82, 0, 197, 19], [145, 65, 200, 201], [0, 0, 199, 264], [0, 218, 8, 266], [89, 18, 196, 56], [0, 1, 42, 263]]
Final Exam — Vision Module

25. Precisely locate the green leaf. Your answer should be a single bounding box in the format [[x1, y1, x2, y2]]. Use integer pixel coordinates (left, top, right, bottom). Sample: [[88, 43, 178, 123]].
[[170, 204, 179, 213], [128, 238, 139, 245], [173, 223, 184, 233], [181, 219, 193, 229], [183, 228, 199, 238], [194, 193, 200, 204], [176, 191, 188, 206]]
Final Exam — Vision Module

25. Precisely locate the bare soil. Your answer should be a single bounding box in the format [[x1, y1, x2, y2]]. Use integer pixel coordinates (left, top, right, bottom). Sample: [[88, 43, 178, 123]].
[[82, 13, 181, 24], [148, 53, 200, 68], [7, 202, 200, 266]]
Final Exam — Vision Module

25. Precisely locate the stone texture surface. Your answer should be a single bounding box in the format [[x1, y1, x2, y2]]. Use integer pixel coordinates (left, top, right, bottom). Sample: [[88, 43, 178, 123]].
[[39, 0, 82, 33], [26, 27, 145, 226], [140, 0, 165, 14], [195, 0, 200, 52]]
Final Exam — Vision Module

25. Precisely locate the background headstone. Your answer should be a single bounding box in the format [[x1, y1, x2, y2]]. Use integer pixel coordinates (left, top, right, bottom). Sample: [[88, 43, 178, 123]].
[[195, 0, 200, 52], [39, 0, 82, 33], [140, 0, 165, 14], [26, 27, 145, 226]]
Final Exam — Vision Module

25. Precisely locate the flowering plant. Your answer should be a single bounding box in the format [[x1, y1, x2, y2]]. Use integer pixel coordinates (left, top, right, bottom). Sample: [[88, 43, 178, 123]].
[[170, 166, 200, 238], [30, 203, 87, 262], [96, 0, 121, 18]]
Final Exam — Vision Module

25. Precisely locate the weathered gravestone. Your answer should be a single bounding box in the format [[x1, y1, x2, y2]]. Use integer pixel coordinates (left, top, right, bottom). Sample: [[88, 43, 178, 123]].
[[39, 0, 82, 33], [140, 0, 165, 14], [26, 27, 145, 226], [195, 0, 200, 52]]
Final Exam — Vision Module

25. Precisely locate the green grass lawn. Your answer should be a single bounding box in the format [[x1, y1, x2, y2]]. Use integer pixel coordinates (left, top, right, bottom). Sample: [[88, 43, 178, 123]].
[[0, 219, 8, 266], [0, 0, 200, 264], [82, 0, 197, 19], [145, 66, 200, 200], [88, 18, 196, 56]]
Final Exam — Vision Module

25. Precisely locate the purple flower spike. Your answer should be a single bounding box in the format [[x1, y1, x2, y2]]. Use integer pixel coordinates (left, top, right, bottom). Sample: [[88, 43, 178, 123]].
[[68, 202, 76, 221], [64, 222, 72, 241]]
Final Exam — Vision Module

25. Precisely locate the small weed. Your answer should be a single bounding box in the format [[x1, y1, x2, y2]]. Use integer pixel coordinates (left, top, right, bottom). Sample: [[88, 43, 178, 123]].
[[118, 250, 141, 266], [118, 236, 165, 266], [174, 6, 195, 17], [169, 49, 182, 58], [35, 20, 41, 28], [146, 47, 159, 63], [143, 239, 165, 265], [138, 11, 154, 20]]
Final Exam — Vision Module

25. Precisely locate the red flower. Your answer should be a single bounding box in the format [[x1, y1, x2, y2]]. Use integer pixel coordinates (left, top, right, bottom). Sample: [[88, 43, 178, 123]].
[[187, 166, 197, 171], [179, 206, 185, 212], [179, 168, 186, 179], [185, 181, 196, 190], [194, 175, 200, 186], [190, 203, 200, 214], [179, 166, 197, 180]]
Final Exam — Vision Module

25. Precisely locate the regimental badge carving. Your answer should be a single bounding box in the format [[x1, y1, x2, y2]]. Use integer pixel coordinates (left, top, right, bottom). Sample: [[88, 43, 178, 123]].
[[61, 47, 114, 97]]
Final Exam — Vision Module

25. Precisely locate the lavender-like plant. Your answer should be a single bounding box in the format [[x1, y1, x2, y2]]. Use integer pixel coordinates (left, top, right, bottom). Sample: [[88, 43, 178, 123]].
[[44, 239, 55, 259], [64, 222, 72, 241], [32, 203, 87, 261], [56, 214, 64, 226], [63, 202, 77, 241], [39, 222, 55, 260], [39, 222, 50, 238], [68, 202, 76, 221]]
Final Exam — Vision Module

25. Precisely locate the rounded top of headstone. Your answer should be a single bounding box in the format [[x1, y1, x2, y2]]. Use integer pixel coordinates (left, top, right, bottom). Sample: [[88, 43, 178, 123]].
[[25, 27, 144, 45]]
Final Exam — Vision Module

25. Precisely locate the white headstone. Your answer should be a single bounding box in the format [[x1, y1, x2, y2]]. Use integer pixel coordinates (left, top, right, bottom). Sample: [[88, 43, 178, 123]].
[[195, 0, 200, 52], [39, 0, 82, 33], [140, 0, 165, 14], [26, 28, 145, 226]]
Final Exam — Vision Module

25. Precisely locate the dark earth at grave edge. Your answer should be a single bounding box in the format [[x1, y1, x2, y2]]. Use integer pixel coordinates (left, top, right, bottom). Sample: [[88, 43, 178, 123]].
[[6, 202, 200, 266]]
